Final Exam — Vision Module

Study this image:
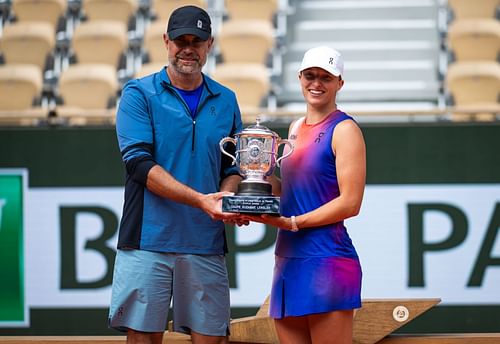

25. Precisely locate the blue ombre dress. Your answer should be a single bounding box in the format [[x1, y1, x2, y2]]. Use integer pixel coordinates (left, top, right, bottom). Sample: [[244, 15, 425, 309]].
[[270, 110, 362, 319]]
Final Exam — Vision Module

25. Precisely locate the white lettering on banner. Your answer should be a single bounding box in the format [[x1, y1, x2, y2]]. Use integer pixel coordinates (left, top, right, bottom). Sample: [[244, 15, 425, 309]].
[[230, 221, 275, 306], [24, 185, 500, 308], [0, 198, 6, 231], [75, 211, 113, 283], [348, 185, 500, 304], [26, 188, 122, 308]]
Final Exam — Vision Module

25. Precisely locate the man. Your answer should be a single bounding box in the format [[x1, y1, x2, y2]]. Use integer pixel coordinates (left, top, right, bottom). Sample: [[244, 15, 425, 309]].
[[108, 5, 243, 344]]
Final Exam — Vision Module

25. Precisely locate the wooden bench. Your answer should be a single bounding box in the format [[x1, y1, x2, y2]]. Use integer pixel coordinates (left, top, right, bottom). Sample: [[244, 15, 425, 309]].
[[227, 297, 441, 343]]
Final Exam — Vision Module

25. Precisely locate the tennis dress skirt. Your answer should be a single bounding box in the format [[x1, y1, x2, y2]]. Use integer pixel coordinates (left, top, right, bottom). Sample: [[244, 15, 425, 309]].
[[269, 255, 362, 319]]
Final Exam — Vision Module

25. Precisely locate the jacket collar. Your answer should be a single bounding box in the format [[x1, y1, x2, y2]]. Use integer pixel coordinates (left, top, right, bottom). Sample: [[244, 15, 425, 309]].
[[160, 66, 221, 98]]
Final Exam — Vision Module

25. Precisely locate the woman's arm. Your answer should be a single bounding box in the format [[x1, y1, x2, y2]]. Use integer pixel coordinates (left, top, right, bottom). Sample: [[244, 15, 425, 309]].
[[296, 119, 366, 229], [243, 119, 366, 231]]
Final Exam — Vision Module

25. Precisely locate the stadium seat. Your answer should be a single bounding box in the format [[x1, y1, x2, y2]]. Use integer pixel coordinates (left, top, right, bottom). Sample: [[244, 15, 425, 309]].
[[446, 61, 500, 120], [448, 18, 500, 61], [71, 20, 128, 68], [0, 63, 42, 110], [448, 0, 499, 19], [143, 21, 167, 63], [58, 63, 118, 109], [225, 0, 278, 21], [55, 63, 118, 124], [0, 64, 48, 124], [211, 62, 270, 118], [151, 0, 206, 21], [12, 0, 66, 30], [218, 19, 274, 64], [0, 21, 55, 70], [81, 0, 138, 27]]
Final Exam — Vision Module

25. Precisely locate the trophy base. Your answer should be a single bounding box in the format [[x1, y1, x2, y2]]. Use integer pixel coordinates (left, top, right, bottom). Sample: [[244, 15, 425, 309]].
[[222, 195, 280, 215], [237, 181, 272, 196]]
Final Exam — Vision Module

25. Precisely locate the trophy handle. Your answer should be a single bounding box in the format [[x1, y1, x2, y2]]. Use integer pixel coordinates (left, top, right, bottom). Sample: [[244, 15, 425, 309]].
[[276, 139, 294, 167], [219, 137, 237, 165]]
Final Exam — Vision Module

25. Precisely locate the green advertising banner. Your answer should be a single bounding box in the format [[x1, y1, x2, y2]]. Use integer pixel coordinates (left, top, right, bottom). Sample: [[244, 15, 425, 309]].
[[0, 125, 499, 336], [0, 170, 27, 326]]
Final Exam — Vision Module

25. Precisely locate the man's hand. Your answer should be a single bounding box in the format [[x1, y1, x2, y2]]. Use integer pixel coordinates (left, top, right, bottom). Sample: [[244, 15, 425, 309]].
[[199, 191, 248, 226], [223, 216, 250, 227]]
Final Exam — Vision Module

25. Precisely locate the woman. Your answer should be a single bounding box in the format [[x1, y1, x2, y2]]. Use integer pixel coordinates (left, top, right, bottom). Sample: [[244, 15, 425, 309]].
[[244, 46, 366, 343]]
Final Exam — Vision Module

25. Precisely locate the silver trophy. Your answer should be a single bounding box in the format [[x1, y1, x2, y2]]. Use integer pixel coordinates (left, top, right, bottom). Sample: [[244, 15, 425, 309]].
[[219, 118, 294, 214]]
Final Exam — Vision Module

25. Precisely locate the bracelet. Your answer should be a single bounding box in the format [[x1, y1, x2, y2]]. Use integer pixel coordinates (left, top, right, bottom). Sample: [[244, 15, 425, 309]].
[[290, 216, 299, 232]]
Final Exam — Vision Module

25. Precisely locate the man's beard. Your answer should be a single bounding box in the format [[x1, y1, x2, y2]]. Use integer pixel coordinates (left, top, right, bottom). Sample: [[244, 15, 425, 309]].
[[170, 54, 203, 75]]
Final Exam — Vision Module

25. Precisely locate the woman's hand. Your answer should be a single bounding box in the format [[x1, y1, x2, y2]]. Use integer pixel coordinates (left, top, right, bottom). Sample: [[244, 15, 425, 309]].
[[241, 214, 294, 231]]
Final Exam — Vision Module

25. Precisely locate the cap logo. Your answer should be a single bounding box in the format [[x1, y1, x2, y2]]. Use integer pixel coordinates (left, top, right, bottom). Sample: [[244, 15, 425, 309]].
[[197, 20, 203, 29], [329, 57, 334, 65]]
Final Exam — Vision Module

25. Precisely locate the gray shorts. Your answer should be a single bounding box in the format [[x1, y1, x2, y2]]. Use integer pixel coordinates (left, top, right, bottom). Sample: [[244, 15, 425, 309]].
[[108, 249, 230, 336]]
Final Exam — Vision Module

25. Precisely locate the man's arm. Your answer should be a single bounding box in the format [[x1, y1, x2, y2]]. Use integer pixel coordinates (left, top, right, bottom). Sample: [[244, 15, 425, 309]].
[[146, 165, 233, 220], [146, 165, 204, 208]]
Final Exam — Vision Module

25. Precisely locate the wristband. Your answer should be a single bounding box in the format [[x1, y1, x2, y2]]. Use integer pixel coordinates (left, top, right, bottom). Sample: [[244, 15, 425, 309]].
[[290, 216, 299, 232]]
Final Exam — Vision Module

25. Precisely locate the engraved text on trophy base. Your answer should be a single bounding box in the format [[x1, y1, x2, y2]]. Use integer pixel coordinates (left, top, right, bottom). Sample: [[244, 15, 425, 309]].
[[222, 195, 280, 215]]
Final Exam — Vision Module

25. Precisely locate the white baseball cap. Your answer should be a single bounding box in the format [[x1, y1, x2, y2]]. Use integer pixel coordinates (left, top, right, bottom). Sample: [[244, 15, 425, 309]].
[[299, 46, 344, 77]]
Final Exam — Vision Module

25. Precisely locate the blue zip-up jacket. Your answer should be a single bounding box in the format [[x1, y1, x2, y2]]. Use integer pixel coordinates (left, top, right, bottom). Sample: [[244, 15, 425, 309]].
[[115, 67, 242, 254]]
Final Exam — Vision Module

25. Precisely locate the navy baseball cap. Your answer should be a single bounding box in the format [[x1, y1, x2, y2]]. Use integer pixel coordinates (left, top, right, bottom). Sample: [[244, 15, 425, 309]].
[[167, 5, 212, 41]]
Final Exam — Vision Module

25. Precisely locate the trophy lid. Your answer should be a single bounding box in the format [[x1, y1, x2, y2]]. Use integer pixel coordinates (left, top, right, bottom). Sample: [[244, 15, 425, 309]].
[[237, 117, 280, 138]]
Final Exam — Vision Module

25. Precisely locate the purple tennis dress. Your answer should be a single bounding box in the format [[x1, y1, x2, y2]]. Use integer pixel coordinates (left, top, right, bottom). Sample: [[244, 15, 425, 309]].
[[270, 110, 362, 319]]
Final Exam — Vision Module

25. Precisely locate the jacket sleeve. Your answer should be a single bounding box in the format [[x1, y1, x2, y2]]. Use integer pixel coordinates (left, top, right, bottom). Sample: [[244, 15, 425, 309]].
[[116, 80, 157, 185]]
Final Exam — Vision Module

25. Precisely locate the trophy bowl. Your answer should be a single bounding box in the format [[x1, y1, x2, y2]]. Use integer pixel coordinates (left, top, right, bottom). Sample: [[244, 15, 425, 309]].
[[219, 118, 293, 214]]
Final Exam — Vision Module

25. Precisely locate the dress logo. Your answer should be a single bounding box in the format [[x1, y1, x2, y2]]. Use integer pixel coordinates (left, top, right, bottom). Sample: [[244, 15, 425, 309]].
[[315, 132, 325, 143]]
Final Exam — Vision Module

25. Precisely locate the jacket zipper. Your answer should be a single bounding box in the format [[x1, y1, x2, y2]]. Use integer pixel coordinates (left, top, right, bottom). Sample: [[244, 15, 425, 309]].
[[166, 82, 210, 153], [191, 94, 210, 152], [174, 92, 195, 152], [191, 120, 196, 151]]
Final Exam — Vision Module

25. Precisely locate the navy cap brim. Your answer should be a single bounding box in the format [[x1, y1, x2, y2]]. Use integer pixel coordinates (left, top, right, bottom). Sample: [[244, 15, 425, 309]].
[[168, 28, 210, 41]]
